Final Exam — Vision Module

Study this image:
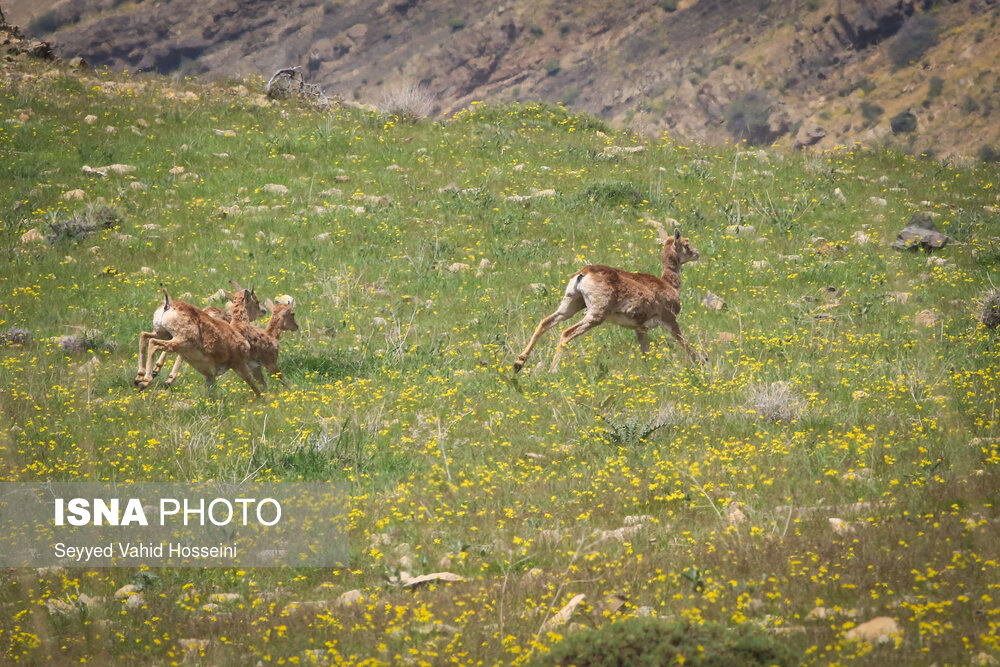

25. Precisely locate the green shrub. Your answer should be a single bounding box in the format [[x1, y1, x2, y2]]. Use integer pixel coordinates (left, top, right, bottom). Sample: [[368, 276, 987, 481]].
[[579, 180, 645, 207], [725, 90, 776, 145], [890, 110, 917, 134], [927, 75, 944, 99], [544, 58, 561, 76], [656, 0, 679, 11], [528, 618, 798, 667], [27, 9, 60, 35], [979, 145, 1000, 163], [860, 100, 884, 124], [888, 14, 940, 68], [447, 17, 466, 30]]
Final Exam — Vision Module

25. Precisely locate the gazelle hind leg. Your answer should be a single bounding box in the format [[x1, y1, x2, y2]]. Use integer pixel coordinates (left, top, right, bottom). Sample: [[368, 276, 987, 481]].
[[636, 330, 650, 356], [135, 331, 165, 386], [266, 362, 289, 388], [231, 362, 262, 396], [137, 338, 180, 390], [514, 293, 585, 373], [549, 315, 605, 373]]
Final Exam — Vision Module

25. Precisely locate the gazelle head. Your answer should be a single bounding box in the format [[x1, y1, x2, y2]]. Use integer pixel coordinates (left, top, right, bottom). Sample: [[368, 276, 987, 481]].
[[226, 281, 266, 321], [659, 227, 700, 264], [265, 297, 300, 332]]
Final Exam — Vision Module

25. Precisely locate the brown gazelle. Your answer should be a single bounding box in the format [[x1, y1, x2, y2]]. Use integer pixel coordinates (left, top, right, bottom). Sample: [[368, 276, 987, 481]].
[[244, 297, 300, 389], [146, 285, 266, 388], [514, 227, 704, 373], [135, 286, 264, 394]]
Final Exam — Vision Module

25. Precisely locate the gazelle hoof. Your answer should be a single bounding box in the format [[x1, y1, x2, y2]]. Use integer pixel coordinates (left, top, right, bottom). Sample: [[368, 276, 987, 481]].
[[512, 361, 524, 373]]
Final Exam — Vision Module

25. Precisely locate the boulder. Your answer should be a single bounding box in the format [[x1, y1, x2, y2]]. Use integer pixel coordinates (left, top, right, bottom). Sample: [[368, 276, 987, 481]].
[[892, 212, 948, 251]]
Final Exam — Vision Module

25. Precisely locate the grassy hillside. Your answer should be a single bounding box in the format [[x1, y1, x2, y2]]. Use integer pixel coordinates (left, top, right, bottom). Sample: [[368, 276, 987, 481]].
[[2, 54, 1000, 665]]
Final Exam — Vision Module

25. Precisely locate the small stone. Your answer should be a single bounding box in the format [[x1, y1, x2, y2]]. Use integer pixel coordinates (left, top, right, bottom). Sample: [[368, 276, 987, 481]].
[[213, 129, 236, 137], [869, 197, 887, 207], [399, 572, 465, 588], [886, 292, 909, 305], [447, 262, 471, 272], [726, 504, 746, 525], [76, 593, 100, 610], [833, 188, 847, 203], [915, 310, 939, 327], [852, 230, 870, 245], [208, 593, 242, 603], [21, 228, 45, 244], [114, 584, 142, 600], [806, 606, 829, 621], [263, 183, 289, 195], [64, 189, 85, 200], [829, 518, 854, 535], [703, 291, 726, 311], [169, 166, 185, 175], [972, 652, 999, 666], [84, 114, 97, 124], [124, 594, 145, 609], [752, 260, 770, 271], [541, 593, 586, 632], [46, 598, 76, 616], [845, 616, 901, 643]]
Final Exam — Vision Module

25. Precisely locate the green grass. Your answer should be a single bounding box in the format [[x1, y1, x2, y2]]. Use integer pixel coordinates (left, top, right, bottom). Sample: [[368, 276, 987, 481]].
[[1, 57, 999, 665]]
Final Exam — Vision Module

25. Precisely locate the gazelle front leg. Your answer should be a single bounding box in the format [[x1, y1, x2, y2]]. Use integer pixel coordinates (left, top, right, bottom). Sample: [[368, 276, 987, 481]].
[[163, 355, 185, 387], [150, 350, 170, 378], [665, 317, 706, 364]]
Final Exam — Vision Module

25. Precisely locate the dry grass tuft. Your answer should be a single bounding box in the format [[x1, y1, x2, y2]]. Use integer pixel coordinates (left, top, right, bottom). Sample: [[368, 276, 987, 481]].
[[379, 84, 435, 122], [977, 287, 1000, 329], [747, 381, 804, 423]]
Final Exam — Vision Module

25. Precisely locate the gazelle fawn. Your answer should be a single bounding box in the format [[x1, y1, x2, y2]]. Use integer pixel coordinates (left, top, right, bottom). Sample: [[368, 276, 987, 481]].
[[135, 286, 264, 394], [244, 297, 300, 389], [514, 227, 704, 373]]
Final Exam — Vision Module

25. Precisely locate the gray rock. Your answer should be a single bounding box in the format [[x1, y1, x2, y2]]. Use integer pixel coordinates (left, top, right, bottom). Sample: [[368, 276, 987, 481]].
[[892, 212, 949, 251]]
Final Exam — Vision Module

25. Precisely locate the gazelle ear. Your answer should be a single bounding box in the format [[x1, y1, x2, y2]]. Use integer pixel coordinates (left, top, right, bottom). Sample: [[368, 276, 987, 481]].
[[265, 298, 274, 310], [224, 290, 236, 301], [674, 228, 681, 241]]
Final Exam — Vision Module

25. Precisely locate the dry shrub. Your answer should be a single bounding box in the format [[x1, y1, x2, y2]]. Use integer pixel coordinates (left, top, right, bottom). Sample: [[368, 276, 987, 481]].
[[747, 381, 804, 423], [379, 84, 435, 122], [977, 288, 1000, 329]]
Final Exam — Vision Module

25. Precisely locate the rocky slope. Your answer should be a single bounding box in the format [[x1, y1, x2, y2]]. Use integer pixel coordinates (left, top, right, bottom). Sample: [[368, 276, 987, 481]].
[[11, 0, 1000, 157]]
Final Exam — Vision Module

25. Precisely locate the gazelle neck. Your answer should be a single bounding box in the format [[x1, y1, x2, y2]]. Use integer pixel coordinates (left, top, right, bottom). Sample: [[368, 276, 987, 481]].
[[661, 245, 682, 288]]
